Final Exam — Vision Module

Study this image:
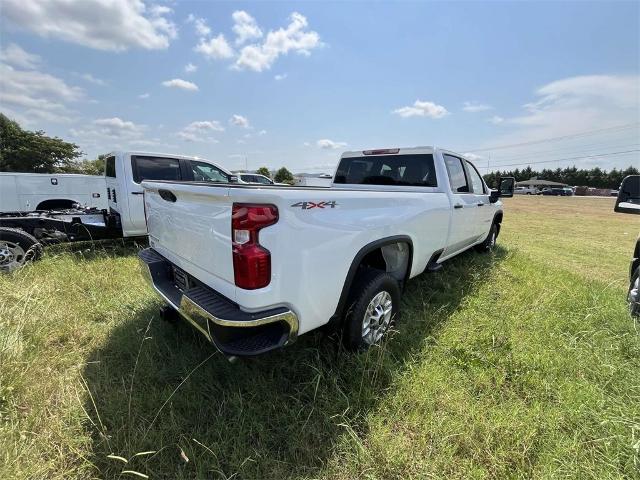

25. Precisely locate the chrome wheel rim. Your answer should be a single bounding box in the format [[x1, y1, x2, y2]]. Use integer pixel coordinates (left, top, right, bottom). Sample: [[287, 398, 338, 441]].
[[629, 276, 640, 315], [0, 241, 26, 272], [362, 291, 393, 345]]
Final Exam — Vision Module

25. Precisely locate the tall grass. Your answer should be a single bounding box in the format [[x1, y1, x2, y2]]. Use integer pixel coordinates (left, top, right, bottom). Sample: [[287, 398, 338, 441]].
[[0, 196, 638, 479]]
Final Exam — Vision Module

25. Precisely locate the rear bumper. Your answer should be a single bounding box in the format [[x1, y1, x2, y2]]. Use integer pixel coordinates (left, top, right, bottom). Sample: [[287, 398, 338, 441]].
[[138, 248, 298, 356]]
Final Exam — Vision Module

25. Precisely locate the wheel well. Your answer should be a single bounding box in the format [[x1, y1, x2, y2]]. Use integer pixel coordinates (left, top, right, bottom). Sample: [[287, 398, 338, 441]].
[[331, 237, 413, 324], [359, 242, 411, 282], [36, 199, 77, 211]]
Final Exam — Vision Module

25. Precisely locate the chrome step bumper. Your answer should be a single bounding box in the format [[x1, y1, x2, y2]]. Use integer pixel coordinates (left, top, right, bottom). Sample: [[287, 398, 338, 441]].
[[138, 248, 298, 356]]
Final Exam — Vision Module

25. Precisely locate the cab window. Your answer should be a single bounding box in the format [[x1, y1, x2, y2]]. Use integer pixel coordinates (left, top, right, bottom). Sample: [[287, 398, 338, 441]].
[[105, 156, 116, 178], [443, 155, 469, 193], [465, 160, 486, 194], [131, 156, 181, 183], [190, 161, 229, 183]]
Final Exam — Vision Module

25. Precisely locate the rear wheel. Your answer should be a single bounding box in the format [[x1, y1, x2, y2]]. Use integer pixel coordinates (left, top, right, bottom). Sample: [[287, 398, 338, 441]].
[[629, 266, 640, 317], [0, 228, 43, 273], [343, 269, 401, 350]]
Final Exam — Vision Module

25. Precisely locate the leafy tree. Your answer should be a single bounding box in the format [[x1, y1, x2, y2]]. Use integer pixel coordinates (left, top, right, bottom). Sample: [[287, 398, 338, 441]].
[[61, 155, 106, 175], [0, 113, 83, 173], [482, 164, 639, 189], [274, 167, 294, 184], [256, 166, 272, 178]]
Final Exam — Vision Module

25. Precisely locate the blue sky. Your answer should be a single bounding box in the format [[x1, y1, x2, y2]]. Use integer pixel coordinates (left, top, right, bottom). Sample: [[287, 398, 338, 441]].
[[1, 1, 638, 173]]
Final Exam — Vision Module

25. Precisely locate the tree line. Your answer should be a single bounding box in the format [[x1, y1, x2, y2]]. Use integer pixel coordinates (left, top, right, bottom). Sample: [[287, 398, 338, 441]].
[[483, 164, 639, 190]]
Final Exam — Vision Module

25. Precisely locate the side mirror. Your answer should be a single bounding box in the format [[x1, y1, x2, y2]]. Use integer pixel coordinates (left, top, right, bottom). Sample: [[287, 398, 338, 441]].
[[489, 177, 515, 203], [229, 175, 239, 183], [614, 175, 640, 215]]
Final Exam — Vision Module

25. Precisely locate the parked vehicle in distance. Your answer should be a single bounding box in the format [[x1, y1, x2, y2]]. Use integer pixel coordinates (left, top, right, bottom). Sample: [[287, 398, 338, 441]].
[[514, 186, 537, 195], [0, 152, 235, 272], [0, 172, 107, 212], [614, 175, 640, 317], [139, 147, 515, 357], [542, 187, 573, 196], [611, 189, 619, 197], [237, 173, 288, 186]]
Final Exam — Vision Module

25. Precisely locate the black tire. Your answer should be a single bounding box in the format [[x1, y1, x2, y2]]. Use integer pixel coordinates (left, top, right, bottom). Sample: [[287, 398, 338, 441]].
[[474, 222, 498, 253], [343, 269, 401, 351], [0, 227, 43, 273], [628, 266, 640, 317]]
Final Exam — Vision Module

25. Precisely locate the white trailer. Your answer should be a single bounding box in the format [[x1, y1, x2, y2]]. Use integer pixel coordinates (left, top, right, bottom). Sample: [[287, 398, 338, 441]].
[[0, 172, 107, 212]]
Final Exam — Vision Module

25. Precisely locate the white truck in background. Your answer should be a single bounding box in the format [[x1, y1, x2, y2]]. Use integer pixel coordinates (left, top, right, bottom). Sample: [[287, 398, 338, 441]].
[[0, 151, 235, 272], [139, 147, 515, 357], [0, 172, 107, 211]]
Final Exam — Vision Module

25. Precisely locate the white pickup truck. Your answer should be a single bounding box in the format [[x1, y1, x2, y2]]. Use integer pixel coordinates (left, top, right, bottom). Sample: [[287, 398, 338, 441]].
[[139, 147, 514, 356], [0, 151, 235, 272]]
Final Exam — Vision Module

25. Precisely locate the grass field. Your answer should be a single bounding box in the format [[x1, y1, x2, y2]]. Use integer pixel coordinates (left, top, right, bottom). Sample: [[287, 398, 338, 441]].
[[1, 196, 639, 479]]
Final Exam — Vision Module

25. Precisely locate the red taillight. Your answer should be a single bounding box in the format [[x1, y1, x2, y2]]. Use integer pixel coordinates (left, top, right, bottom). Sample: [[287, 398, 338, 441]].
[[232, 203, 278, 289]]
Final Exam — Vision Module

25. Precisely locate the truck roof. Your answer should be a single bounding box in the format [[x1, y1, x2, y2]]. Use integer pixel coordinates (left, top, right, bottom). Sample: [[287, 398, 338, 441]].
[[340, 146, 436, 158], [104, 150, 212, 162]]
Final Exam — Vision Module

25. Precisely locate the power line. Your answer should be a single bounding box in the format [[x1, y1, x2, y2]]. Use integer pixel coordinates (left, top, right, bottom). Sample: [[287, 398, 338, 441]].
[[483, 141, 640, 163], [463, 123, 640, 153], [485, 149, 640, 169]]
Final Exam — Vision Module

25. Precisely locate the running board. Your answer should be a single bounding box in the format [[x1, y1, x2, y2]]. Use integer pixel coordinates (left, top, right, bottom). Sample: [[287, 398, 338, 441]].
[[425, 249, 444, 272]]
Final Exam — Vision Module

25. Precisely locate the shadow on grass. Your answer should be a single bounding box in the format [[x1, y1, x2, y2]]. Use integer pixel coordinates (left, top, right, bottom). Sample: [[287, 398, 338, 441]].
[[82, 247, 507, 479]]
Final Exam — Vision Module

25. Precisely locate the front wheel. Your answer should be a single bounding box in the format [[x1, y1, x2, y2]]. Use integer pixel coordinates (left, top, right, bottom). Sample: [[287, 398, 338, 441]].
[[475, 223, 498, 253], [343, 269, 401, 351], [629, 266, 640, 317]]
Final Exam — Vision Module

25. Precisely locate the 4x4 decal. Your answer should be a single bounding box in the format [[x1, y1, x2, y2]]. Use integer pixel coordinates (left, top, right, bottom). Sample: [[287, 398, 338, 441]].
[[291, 201, 337, 210]]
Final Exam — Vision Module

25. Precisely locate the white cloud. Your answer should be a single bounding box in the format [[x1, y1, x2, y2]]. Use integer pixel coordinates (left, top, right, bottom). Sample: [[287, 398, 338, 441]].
[[161, 78, 199, 91], [470, 75, 640, 171], [194, 18, 211, 37], [0, 63, 84, 124], [303, 142, 311, 147], [92, 117, 144, 137], [195, 34, 234, 59], [463, 152, 484, 162], [0, 43, 40, 69], [274, 73, 287, 81], [80, 73, 107, 86], [138, 93, 150, 99], [463, 101, 492, 113], [489, 115, 504, 124], [393, 100, 449, 119], [234, 12, 320, 72], [177, 120, 224, 142], [184, 62, 198, 73], [229, 114, 250, 128], [2, 0, 177, 51], [232, 10, 263, 45], [317, 139, 347, 150], [258, 129, 267, 136]]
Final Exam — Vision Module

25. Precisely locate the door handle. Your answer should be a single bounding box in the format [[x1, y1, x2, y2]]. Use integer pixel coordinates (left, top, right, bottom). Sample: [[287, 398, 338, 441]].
[[477, 203, 484, 206], [454, 204, 463, 209], [131, 191, 144, 195]]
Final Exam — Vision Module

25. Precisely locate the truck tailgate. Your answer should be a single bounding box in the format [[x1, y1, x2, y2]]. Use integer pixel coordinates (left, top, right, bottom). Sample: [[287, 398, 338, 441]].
[[143, 183, 236, 300]]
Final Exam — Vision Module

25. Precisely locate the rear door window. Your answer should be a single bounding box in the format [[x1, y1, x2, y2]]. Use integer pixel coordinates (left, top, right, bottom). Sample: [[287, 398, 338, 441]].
[[333, 154, 437, 186], [131, 156, 182, 183], [443, 155, 469, 193]]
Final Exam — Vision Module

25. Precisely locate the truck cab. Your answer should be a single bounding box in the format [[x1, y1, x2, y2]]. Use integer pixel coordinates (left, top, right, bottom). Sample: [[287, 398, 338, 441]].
[[104, 152, 235, 236]]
